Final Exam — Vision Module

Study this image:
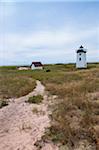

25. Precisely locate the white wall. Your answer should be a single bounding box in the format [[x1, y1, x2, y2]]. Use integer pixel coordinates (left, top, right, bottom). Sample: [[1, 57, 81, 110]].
[[76, 52, 87, 68], [31, 64, 43, 70]]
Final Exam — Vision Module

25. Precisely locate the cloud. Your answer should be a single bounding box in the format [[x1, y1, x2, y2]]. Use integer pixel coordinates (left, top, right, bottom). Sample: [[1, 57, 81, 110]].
[[0, 1, 99, 65], [0, 26, 98, 65], [1, 27, 98, 50]]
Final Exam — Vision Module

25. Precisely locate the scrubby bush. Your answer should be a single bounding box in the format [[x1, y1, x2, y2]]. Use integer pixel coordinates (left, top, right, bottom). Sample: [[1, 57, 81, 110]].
[[27, 95, 43, 104], [0, 100, 8, 108], [46, 69, 51, 72]]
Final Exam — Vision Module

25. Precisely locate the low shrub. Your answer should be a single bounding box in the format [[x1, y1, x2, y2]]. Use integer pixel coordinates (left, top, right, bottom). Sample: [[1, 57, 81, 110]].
[[46, 69, 51, 72], [27, 95, 43, 104], [0, 100, 8, 108]]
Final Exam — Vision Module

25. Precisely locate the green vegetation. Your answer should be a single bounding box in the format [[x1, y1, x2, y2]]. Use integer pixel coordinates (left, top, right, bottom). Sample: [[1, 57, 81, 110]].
[[0, 99, 8, 108], [0, 63, 99, 148], [0, 68, 36, 99], [27, 95, 43, 104], [40, 64, 99, 148]]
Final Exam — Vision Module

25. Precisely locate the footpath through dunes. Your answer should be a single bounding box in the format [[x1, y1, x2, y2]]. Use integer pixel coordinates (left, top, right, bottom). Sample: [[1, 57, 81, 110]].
[[0, 80, 58, 150]]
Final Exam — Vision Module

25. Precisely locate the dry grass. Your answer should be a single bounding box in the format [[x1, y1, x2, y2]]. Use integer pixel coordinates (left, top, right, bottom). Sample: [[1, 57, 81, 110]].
[[0, 63, 99, 99], [43, 67, 99, 148], [0, 63, 99, 148], [0, 69, 36, 99], [32, 107, 39, 114]]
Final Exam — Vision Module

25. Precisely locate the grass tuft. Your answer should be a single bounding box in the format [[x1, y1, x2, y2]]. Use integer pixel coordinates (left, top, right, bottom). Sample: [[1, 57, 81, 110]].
[[0, 99, 8, 108], [27, 95, 43, 104]]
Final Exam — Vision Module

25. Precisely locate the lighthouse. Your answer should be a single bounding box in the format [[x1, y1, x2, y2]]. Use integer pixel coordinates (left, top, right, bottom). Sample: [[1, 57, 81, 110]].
[[76, 45, 87, 68]]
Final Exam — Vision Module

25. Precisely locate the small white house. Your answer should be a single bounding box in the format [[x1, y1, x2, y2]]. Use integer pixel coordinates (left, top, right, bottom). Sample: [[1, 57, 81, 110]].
[[76, 45, 87, 68], [31, 62, 43, 70]]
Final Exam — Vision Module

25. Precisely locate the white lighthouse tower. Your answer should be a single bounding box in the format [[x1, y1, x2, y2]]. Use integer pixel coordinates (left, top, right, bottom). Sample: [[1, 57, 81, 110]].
[[76, 45, 87, 68]]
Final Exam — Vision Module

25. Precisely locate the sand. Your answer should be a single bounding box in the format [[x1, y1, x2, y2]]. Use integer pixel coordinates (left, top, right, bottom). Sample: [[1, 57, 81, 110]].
[[0, 81, 58, 150]]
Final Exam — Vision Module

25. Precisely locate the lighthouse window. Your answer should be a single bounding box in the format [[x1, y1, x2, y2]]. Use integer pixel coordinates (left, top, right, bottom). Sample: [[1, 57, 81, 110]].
[[79, 58, 81, 61], [79, 53, 81, 55]]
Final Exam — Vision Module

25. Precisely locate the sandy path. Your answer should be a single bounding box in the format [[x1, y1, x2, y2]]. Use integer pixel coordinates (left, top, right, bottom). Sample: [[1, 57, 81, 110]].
[[0, 81, 58, 150]]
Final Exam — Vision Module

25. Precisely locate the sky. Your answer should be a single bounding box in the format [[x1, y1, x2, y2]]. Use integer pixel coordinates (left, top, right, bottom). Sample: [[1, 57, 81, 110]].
[[0, 0, 99, 65]]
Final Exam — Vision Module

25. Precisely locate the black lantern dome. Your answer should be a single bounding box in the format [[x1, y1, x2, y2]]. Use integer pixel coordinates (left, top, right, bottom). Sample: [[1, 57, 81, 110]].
[[77, 45, 86, 53]]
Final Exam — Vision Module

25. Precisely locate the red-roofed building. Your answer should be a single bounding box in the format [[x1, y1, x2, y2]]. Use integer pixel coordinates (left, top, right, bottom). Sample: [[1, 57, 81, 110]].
[[31, 62, 43, 70]]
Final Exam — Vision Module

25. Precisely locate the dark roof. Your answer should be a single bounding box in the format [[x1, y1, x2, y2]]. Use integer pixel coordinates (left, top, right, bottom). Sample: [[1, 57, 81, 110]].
[[31, 62, 43, 67], [80, 45, 83, 48], [77, 45, 86, 53], [77, 50, 86, 53]]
